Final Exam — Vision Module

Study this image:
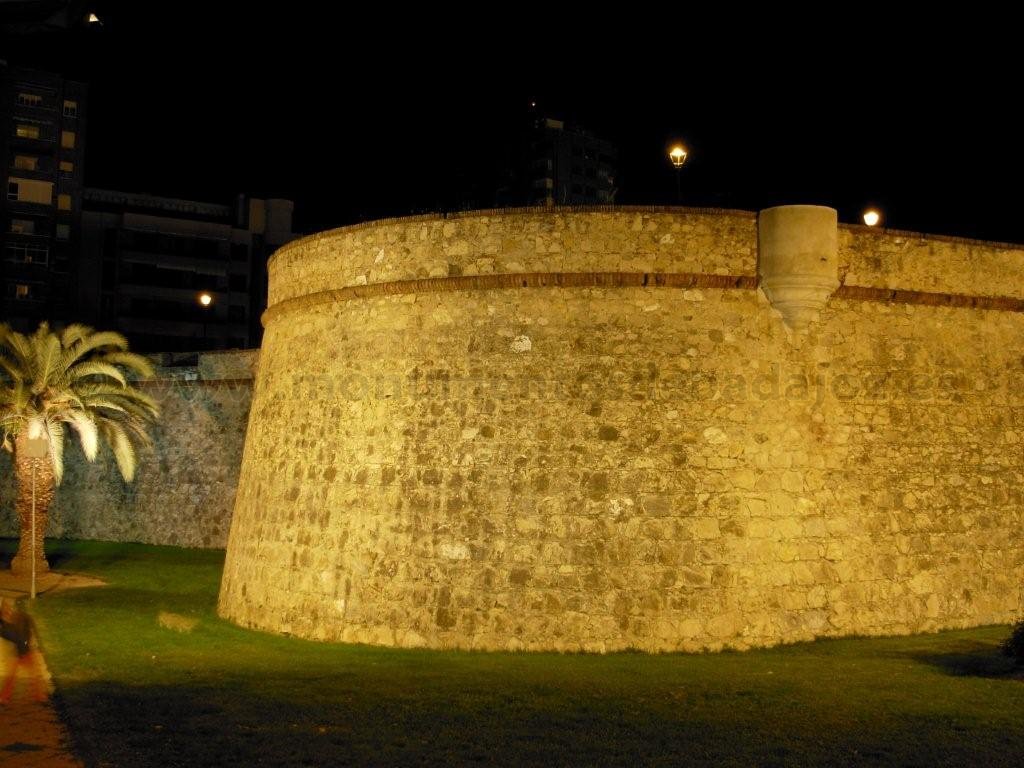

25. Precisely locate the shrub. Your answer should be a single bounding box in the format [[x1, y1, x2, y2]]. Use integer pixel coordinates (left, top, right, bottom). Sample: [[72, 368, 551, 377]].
[[1002, 621, 1024, 663]]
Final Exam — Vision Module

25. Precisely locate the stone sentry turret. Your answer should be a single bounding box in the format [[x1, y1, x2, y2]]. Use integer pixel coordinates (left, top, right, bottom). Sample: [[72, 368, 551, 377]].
[[757, 205, 840, 329]]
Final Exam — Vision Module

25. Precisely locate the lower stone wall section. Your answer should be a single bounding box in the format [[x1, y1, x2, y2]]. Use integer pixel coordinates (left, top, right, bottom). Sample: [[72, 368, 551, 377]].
[[0, 368, 253, 549], [218, 284, 1024, 652]]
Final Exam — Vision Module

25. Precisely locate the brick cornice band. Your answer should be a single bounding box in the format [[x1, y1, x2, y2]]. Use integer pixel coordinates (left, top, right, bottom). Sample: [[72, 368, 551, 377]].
[[262, 270, 1024, 327], [262, 272, 757, 326], [833, 284, 1024, 311]]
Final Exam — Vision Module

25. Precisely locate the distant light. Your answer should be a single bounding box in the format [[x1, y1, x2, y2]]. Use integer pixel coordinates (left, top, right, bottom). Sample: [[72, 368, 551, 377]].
[[198, 292, 213, 307], [88, 12, 101, 24], [863, 209, 881, 227], [668, 144, 688, 168], [529, 101, 537, 108]]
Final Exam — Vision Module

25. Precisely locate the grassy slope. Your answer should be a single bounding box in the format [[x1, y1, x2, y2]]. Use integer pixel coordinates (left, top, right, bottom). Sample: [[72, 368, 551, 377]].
[[3, 539, 1022, 768]]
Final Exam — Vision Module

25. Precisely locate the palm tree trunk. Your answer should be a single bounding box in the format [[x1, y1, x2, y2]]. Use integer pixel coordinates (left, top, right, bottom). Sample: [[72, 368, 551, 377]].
[[9, 436, 56, 576]]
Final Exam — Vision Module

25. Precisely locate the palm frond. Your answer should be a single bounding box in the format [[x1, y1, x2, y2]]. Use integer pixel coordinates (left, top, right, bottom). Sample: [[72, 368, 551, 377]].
[[119, 415, 156, 448], [90, 397, 158, 424], [0, 352, 24, 383], [60, 324, 94, 348], [100, 420, 137, 482], [66, 411, 99, 461], [78, 384, 160, 418], [98, 351, 156, 379], [0, 329, 33, 371], [66, 361, 128, 387], [31, 333, 63, 393], [61, 330, 130, 367], [43, 390, 85, 412], [43, 419, 66, 485]]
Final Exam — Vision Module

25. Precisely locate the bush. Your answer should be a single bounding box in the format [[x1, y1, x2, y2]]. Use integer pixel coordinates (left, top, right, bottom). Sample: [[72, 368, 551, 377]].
[[1002, 621, 1024, 663]]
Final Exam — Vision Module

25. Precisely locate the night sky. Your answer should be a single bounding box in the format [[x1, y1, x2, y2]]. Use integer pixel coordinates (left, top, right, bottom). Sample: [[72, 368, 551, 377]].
[[4, 4, 1021, 242]]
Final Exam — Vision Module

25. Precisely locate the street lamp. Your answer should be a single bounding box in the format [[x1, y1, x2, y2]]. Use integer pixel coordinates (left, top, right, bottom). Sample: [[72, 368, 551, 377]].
[[863, 208, 882, 227], [23, 431, 49, 600], [668, 143, 688, 203], [198, 292, 214, 349]]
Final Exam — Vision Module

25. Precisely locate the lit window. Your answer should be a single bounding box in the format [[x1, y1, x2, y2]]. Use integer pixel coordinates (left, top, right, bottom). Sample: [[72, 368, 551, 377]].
[[13, 155, 39, 170], [61, 131, 76, 149], [15, 284, 31, 299], [10, 219, 35, 235], [15, 124, 41, 139], [63, 100, 78, 118], [17, 93, 43, 108], [59, 160, 74, 173], [7, 177, 53, 204], [56, 224, 70, 240], [58, 194, 72, 210]]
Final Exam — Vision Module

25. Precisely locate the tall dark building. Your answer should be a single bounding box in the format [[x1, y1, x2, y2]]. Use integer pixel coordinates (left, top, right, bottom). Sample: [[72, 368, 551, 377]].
[[499, 116, 618, 207], [80, 190, 294, 352], [1, 61, 296, 352], [0, 61, 87, 329]]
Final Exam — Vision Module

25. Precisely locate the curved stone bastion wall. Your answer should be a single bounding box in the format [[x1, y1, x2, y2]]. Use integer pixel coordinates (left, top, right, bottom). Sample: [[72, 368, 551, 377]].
[[218, 206, 1024, 652]]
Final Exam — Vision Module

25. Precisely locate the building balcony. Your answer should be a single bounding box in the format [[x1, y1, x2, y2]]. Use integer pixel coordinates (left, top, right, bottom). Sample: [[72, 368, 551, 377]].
[[8, 134, 57, 153], [4, 198, 59, 215], [117, 249, 232, 272]]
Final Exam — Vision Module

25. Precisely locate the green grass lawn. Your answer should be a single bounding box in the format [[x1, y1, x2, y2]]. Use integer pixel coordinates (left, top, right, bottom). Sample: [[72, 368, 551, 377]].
[[2, 539, 1022, 767]]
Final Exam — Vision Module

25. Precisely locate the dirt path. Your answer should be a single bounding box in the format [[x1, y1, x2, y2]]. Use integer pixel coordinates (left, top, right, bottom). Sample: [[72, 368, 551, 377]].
[[0, 570, 106, 599], [0, 650, 82, 767], [0, 570, 105, 766]]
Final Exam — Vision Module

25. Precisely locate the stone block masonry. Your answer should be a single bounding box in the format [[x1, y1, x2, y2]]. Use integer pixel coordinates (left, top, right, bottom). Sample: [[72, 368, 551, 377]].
[[0, 351, 255, 548], [212, 205, 1024, 652]]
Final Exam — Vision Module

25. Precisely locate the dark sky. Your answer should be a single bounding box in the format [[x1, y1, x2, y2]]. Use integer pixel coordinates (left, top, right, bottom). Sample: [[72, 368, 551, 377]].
[[5, 4, 1022, 242]]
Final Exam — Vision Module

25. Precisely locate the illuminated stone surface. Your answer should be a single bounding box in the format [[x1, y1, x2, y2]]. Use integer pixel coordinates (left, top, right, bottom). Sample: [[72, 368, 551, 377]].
[[218, 207, 1024, 652]]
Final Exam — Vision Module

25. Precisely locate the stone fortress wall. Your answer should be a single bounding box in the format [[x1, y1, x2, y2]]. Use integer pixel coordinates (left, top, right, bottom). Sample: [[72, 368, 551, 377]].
[[217, 206, 1024, 652], [0, 350, 256, 549]]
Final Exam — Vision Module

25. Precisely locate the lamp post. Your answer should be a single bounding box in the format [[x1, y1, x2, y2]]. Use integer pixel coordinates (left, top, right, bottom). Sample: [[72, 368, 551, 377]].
[[198, 292, 213, 350], [668, 143, 688, 203], [23, 433, 49, 600]]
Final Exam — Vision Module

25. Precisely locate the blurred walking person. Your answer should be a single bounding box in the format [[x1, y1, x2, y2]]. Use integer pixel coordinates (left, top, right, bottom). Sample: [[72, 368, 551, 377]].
[[0, 597, 46, 703]]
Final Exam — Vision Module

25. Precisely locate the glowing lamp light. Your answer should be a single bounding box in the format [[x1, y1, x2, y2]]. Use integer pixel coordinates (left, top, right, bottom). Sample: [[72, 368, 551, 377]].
[[668, 144, 688, 169], [863, 209, 882, 227], [88, 12, 101, 23], [198, 292, 213, 307]]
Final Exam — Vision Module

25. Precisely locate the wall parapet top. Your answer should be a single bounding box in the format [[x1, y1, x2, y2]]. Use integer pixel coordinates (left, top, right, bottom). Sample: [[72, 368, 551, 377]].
[[268, 206, 758, 268], [269, 205, 1024, 316], [272, 208, 1024, 272], [838, 222, 1024, 252]]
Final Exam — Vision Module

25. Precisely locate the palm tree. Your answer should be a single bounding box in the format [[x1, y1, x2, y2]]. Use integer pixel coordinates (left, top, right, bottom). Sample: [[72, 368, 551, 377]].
[[0, 322, 159, 575]]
